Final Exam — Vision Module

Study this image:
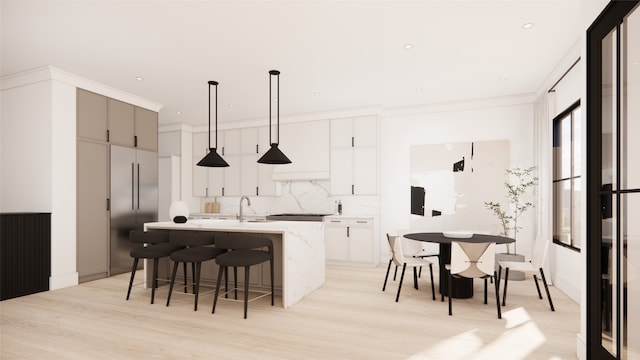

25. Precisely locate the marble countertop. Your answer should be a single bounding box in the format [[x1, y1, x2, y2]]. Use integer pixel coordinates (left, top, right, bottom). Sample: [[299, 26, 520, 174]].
[[145, 219, 323, 234]]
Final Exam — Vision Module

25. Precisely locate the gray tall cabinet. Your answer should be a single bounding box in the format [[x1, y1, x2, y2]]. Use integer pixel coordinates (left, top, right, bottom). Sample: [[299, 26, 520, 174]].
[[76, 88, 158, 283]]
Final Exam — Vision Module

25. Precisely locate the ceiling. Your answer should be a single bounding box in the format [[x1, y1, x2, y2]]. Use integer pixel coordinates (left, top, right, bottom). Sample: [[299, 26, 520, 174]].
[[1, 0, 584, 127]]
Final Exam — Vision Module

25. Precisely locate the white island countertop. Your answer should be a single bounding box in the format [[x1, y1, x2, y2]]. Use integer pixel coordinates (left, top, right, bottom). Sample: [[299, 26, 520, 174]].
[[144, 219, 326, 308]]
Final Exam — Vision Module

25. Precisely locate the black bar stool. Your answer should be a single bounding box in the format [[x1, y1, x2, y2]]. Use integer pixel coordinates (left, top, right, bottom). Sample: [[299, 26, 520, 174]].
[[126, 230, 182, 304], [166, 231, 224, 311], [212, 234, 274, 319]]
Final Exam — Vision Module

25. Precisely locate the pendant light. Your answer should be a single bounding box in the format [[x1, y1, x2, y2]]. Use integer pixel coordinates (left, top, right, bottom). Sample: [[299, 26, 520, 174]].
[[258, 70, 291, 164], [197, 80, 229, 167]]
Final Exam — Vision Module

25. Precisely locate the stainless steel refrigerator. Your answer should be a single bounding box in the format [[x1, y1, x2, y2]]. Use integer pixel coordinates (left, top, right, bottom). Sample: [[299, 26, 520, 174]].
[[110, 145, 158, 275]]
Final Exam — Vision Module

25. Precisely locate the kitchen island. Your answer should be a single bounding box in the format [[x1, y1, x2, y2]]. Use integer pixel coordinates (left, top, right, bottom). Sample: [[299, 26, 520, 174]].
[[143, 219, 325, 308]]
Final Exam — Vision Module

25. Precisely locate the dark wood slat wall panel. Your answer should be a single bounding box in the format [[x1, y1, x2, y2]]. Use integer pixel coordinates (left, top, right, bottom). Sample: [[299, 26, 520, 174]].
[[1, 213, 51, 300]]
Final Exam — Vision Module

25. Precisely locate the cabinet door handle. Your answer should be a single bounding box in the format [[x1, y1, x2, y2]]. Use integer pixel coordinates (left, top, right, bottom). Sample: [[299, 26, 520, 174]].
[[222, 147, 225, 156], [134, 135, 138, 147], [356, 220, 368, 224], [206, 187, 209, 197], [256, 186, 259, 196], [106, 129, 110, 142], [352, 184, 355, 195], [131, 163, 135, 210], [106, 198, 110, 211], [256, 144, 259, 154], [222, 187, 225, 196], [330, 220, 341, 223], [347, 226, 350, 237], [351, 136, 354, 147]]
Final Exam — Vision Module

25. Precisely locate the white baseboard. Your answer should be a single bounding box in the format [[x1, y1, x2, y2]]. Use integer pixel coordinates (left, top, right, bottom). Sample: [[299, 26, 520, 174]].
[[49, 272, 79, 290]]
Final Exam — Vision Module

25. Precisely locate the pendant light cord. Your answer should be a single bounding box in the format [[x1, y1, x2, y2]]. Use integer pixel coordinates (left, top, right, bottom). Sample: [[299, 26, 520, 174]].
[[269, 73, 272, 145], [214, 82, 218, 149], [276, 72, 279, 145], [208, 82, 211, 150]]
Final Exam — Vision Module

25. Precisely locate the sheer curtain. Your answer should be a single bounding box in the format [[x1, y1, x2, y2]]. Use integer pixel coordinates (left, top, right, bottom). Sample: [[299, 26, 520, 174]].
[[533, 90, 555, 265]]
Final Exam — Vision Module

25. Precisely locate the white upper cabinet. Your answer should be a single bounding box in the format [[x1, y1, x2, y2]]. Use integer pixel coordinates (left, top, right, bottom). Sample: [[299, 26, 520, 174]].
[[271, 120, 331, 180], [193, 127, 279, 197], [330, 115, 378, 195], [242, 126, 279, 196]]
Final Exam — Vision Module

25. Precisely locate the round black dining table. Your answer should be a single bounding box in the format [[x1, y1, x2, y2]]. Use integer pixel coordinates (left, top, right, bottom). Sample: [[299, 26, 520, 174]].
[[403, 232, 515, 299]]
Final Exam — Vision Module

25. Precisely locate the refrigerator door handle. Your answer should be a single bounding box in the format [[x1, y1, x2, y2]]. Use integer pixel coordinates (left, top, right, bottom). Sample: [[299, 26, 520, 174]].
[[131, 162, 135, 210]]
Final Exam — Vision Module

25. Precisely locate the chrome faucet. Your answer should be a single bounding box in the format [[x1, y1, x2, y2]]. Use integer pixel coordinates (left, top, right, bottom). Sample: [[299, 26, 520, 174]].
[[239, 195, 251, 222]]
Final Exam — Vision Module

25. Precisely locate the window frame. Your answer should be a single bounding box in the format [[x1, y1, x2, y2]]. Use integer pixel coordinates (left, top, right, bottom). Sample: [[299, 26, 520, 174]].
[[552, 99, 582, 252]]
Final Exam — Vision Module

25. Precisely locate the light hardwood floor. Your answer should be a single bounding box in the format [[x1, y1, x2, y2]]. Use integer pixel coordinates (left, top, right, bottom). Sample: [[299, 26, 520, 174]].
[[1, 264, 579, 359]]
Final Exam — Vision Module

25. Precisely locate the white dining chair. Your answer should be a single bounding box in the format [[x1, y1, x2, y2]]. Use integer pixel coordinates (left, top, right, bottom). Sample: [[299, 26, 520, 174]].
[[383, 234, 436, 302], [446, 241, 501, 318], [497, 237, 555, 311]]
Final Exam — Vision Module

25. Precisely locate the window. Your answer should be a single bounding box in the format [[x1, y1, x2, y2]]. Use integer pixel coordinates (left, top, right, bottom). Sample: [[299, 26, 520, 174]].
[[552, 100, 581, 250]]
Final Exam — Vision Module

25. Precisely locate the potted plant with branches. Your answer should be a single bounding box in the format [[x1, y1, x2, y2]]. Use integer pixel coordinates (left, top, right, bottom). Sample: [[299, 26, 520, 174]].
[[484, 166, 537, 279]]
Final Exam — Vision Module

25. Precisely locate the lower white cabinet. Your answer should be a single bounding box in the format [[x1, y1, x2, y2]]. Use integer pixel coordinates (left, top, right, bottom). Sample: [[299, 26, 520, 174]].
[[324, 216, 374, 266]]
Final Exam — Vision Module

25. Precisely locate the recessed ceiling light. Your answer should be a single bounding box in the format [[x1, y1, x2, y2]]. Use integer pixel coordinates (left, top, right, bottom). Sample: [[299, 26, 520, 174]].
[[314, 92, 321, 96], [499, 77, 508, 82], [404, 43, 413, 49], [415, 88, 422, 92], [522, 22, 534, 30], [229, 104, 234, 108], [135, 76, 143, 81], [176, 111, 181, 115]]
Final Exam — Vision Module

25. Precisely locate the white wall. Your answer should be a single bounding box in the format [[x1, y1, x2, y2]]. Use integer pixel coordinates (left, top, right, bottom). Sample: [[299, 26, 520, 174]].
[[0, 73, 78, 289], [380, 96, 535, 263], [1, 66, 163, 291], [1, 80, 53, 211]]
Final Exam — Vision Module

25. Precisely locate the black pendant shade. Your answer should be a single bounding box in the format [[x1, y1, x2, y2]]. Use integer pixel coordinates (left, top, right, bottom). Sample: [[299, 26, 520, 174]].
[[197, 80, 229, 167], [258, 143, 291, 164], [197, 147, 229, 167], [258, 70, 291, 165]]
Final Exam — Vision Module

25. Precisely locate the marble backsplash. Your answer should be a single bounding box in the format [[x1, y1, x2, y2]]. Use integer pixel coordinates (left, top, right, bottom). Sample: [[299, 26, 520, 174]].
[[195, 180, 380, 217]]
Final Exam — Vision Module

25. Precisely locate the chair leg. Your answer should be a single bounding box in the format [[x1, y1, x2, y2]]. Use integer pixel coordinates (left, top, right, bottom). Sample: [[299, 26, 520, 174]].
[[183, 262, 188, 293], [244, 266, 250, 319], [413, 267, 419, 290], [429, 263, 435, 301], [539, 268, 555, 311], [494, 270, 502, 319], [393, 265, 398, 281], [126, 257, 139, 300], [395, 263, 407, 302], [484, 278, 488, 304], [533, 274, 543, 299], [224, 266, 229, 298], [502, 267, 510, 306], [191, 262, 196, 294], [193, 262, 201, 311], [382, 259, 392, 291], [270, 257, 275, 306], [448, 269, 453, 316], [233, 266, 238, 300], [212, 266, 224, 314], [151, 258, 159, 304], [419, 266, 422, 278], [166, 261, 180, 306]]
